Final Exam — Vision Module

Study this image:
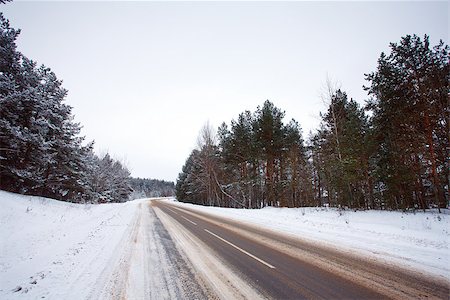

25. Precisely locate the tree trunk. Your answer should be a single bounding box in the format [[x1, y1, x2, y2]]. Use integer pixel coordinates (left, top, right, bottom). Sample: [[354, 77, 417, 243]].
[[424, 114, 444, 212]]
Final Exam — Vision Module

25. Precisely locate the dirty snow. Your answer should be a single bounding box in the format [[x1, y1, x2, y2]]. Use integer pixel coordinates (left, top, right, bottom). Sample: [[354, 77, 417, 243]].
[[0, 191, 209, 299], [171, 200, 450, 279]]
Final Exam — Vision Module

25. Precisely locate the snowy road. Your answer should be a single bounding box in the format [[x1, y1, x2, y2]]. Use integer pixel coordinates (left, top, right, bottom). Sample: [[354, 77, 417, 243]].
[[154, 201, 450, 300], [2, 191, 449, 299], [0, 192, 210, 299], [87, 201, 210, 300]]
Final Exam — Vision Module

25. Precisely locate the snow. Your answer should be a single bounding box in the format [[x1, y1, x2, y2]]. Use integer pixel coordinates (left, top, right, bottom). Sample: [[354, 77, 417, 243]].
[[0, 190, 143, 299], [1, 188, 448, 299], [171, 200, 450, 279], [0, 191, 209, 299]]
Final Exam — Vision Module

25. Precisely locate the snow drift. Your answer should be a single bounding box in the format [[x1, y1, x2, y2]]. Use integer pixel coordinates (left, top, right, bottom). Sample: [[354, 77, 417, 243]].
[[0, 190, 141, 299]]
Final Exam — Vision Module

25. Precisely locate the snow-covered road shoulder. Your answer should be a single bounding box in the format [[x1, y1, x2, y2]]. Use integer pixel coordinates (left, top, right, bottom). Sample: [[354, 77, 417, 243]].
[[0, 191, 144, 299]]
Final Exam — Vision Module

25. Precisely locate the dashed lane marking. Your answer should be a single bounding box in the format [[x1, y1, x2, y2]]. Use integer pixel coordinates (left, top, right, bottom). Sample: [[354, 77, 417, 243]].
[[204, 229, 276, 269], [166, 208, 178, 215], [181, 215, 197, 225]]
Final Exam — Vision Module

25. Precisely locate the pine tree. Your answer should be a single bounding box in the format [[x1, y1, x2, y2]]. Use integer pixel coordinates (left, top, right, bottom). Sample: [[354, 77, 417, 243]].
[[365, 34, 449, 211], [312, 89, 371, 209], [283, 119, 311, 207], [253, 100, 286, 207], [177, 101, 310, 209], [176, 149, 205, 205], [219, 112, 259, 208]]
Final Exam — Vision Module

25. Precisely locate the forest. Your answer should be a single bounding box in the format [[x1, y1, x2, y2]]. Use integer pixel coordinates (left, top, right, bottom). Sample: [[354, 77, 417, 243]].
[[1, 10, 448, 209], [0, 13, 177, 203], [0, 13, 134, 203], [176, 34, 449, 211], [129, 178, 175, 199]]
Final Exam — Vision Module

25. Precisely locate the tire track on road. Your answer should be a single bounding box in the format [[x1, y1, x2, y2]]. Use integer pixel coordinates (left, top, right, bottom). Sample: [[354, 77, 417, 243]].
[[157, 201, 449, 300]]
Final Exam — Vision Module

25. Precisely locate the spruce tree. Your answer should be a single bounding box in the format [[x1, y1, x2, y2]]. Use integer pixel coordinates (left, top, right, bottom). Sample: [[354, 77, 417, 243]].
[[0, 13, 132, 203]]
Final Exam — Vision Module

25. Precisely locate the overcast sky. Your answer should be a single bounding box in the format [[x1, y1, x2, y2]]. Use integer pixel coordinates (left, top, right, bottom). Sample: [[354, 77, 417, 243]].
[[2, 1, 448, 182]]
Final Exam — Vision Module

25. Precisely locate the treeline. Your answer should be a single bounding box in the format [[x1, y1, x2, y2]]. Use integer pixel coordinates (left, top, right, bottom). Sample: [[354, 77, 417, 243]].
[[130, 178, 175, 199], [0, 13, 132, 203], [176, 34, 449, 211]]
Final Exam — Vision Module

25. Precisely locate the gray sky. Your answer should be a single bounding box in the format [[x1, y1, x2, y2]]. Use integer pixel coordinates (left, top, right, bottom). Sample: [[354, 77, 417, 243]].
[[2, 1, 448, 182]]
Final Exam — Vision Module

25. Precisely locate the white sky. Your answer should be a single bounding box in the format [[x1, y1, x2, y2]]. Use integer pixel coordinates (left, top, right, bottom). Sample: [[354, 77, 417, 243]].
[[2, 1, 448, 182]]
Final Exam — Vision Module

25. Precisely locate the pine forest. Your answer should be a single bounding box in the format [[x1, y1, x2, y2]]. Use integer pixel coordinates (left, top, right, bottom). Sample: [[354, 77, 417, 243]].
[[176, 35, 449, 211]]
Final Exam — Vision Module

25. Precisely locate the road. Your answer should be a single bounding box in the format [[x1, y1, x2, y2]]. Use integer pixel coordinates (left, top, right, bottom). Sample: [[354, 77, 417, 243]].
[[83, 201, 212, 300], [152, 201, 449, 300]]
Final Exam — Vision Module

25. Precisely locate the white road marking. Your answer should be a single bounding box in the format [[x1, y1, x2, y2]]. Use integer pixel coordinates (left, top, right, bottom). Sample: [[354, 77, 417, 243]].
[[166, 208, 178, 215], [181, 215, 197, 225], [204, 229, 276, 269]]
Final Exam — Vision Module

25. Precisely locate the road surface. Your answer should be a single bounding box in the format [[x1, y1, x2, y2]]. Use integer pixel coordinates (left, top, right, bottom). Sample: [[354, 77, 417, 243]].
[[152, 200, 449, 300]]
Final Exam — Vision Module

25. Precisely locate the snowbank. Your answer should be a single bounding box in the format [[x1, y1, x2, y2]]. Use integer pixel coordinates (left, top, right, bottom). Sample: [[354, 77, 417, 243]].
[[172, 200, 450, 279], [0, 190, 143, 299]]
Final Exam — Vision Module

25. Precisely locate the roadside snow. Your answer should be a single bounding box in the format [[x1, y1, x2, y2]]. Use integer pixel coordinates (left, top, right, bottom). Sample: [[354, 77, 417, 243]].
[[0, 190, 143, 299], [171, 200, 450, 279], [1, 189, 448, 299], [0, 191, 210, 300]]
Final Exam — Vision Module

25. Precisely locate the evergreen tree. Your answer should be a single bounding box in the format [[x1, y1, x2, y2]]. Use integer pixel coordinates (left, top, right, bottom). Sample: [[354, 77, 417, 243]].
[[176, 149, 205, 205], [0, 13, 132, 203], [313, 89, 371, 209], [86, 153, 132, 203], [283, 119, 312, 207], [365, 34, 449, 210], [219, 112, 259, 208], [129, 178, 175, 198], [177, 101, 311, 208], [177, 34, 448, 212], [253, 100, 286, 207]]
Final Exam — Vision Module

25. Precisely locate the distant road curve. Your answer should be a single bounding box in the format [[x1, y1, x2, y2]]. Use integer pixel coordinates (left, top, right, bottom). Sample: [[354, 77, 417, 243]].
[[153, 201, 449, 300]]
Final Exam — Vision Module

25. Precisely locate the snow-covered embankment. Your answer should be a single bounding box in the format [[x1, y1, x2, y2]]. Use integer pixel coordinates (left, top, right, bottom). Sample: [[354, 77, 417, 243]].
[[0, 190, 142, 299]]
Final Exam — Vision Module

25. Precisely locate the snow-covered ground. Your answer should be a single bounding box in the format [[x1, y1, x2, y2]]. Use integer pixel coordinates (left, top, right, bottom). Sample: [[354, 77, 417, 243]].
[[171, 200, 450, 280], [0, 191, 209, 300], [1, 189, 448, 299], [0, 190, 143, 299]]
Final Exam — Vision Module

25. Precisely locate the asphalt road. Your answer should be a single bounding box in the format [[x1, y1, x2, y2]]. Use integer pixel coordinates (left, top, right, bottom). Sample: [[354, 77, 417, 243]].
[[153, 201, 449, 300]]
